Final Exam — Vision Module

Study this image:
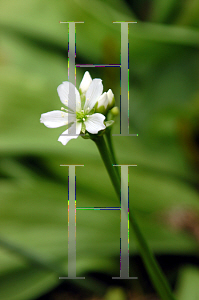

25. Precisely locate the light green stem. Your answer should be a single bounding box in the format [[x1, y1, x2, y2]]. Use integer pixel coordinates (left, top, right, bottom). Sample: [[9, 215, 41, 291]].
[[105, 128, 120, 179], [105, 129, 117, 166], [93, 135, 177, 300], [94, 135, 120, 197]]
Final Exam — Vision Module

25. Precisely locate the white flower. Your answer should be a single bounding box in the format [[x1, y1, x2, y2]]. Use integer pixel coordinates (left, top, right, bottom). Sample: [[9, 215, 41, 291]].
[[40, 72, 106, 145]]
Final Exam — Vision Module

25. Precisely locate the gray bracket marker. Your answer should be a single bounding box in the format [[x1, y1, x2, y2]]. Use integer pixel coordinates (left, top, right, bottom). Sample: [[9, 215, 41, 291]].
[[61, 21, 138, 137], [59, 164, 138, 280]]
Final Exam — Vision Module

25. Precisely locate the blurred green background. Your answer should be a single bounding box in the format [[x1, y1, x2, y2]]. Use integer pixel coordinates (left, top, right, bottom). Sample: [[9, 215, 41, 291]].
[[1, 0, 199, 299]]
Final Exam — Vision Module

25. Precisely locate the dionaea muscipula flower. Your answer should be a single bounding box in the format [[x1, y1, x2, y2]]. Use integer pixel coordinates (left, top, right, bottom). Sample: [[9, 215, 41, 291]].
[[40, 71, 106, 145]]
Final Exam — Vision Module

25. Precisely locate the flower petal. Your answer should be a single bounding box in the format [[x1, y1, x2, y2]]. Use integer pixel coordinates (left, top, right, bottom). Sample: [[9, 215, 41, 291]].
[[40, 110, 70, 128], [57, 81, 81, 112], [84, 79, 103, 111], [58, 121, 82, 145], [84, 113, 105, 134], [96, 92, 107, 108], [79, 71, 92, 94], [107, 89, 115, 109]]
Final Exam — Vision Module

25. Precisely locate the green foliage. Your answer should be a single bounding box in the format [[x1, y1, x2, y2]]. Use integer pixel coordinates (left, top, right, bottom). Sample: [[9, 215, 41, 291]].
[[0, 0, 199, 299]]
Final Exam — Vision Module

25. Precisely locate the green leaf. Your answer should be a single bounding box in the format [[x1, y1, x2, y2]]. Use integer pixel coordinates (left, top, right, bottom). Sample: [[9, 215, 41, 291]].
[[176, 267, 199, 300], [105, 120, 115, 127]]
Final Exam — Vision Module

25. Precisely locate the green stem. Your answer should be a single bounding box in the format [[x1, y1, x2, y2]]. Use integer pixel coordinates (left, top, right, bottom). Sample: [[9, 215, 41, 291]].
[[105, 129, 117, 165], [94, 135, 121, 198], [105, 128, 120, 179], [93, 135, 177, 300]]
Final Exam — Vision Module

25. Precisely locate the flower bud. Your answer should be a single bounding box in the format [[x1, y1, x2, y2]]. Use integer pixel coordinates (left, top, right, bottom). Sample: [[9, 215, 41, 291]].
[[107, 89, 115, 109], [95, 92, 109, 115], [111, 106, 119, 116]]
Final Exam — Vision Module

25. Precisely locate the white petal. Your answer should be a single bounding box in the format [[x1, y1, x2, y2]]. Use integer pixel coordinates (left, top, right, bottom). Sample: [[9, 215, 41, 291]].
[[84, 79, 103, 111], [58, 121, 82, 145], [79, 71, 92, 94], [57, 81, 81, 112], [96, 92, 108, 109], [40, 110, 69, 128], [107, 89, 114, 104], [84, 113, 105, 134]]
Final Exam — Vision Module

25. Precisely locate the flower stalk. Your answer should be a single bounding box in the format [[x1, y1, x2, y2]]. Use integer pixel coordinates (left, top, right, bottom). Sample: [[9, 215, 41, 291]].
[[93, 134, 177, 300], [105, 128, 120, 179]]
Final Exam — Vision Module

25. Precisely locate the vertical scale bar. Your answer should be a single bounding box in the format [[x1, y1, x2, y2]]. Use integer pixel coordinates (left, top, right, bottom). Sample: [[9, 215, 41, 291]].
[[68, 165, 76, 277], [112, 165, 138, 279], [113, 21, 137, 137], [68, 22, 76, 137], [59, 21, 84, 138], [120, 165, 129, 277], [121, 23, 128, 136], [59, 165, 85, 280]]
